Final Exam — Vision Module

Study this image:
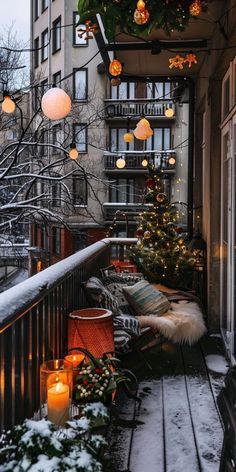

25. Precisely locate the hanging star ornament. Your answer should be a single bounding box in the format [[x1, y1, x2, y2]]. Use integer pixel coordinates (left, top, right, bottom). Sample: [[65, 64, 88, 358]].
[[77, 20, 98, 40], [169, 55, 185, 70], [185, 53, 198, 67]]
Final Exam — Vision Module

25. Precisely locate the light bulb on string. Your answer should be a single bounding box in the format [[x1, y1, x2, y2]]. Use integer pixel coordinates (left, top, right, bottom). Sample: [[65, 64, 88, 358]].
[[116, 157, 126, 168], [69, 143, 78, 160], [168, 155, 176, 165], [2, 92, 15, 113], [165, 107, 174, 118], [142, 158, 148, 167]]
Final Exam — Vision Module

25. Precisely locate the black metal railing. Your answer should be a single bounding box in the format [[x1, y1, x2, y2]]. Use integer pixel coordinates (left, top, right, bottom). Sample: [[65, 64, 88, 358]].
[[104, 99, 175, 118], [104, 150, 176, 172], [0, 238, 136, 431]]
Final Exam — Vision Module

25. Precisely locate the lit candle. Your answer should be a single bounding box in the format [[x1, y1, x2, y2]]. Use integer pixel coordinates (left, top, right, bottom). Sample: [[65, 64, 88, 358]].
[[65, 354, 85, 368], [47, 381, 69, 426]]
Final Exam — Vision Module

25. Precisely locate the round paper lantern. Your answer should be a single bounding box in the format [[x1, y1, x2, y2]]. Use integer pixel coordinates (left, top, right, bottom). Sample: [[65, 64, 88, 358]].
[[2, 95, 15, 113], [116, 157, 126, 168], [41, 88, 71, 120], [123, 132, 134, 143], [109, 59, 122, 77], [134, 8, 150, 25], [165, 107, 174, 118]]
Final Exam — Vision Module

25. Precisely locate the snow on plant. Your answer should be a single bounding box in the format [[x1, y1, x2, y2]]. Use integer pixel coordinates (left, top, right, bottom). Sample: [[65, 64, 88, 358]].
[[0, 404, 108, 471]]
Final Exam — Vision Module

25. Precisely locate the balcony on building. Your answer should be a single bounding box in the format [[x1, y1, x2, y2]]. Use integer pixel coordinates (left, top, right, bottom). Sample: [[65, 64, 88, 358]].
[[104, 99, 176, 120], [103, 150, 176, 173]]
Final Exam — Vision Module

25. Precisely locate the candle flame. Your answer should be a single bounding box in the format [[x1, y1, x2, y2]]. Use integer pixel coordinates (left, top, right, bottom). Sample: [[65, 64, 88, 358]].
[[73, 355, 76, 361], [55, 381, 64, 393]]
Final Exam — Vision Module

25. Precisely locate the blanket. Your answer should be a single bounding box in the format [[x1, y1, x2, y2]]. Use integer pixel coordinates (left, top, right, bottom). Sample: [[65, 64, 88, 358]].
[[138, 300, 206, 345]]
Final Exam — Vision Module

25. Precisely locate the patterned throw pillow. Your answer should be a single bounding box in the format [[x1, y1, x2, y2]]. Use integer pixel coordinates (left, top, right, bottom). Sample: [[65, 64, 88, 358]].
[[122, 279, 170, 317], [102, 273, 144, 315], [113, 315, 141, 353], [83, 277, 121, 316]]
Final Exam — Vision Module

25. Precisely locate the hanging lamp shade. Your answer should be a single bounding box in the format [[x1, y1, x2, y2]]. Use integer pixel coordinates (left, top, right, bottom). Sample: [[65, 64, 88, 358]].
[[41, 88, 71, 120], [123, 132, 134, 143], [133, 126, 148, 140], [109, 59, 122, 77], [134, 117, 153, 140], [2, 95, 15, 113]]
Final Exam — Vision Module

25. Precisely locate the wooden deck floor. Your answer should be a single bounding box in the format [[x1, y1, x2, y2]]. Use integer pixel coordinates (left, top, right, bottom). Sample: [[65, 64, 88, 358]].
[[108, 336, 227, 472]]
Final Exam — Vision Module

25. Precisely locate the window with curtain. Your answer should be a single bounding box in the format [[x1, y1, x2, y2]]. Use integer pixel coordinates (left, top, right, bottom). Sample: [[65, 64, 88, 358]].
[[73, 69, 87, 100]]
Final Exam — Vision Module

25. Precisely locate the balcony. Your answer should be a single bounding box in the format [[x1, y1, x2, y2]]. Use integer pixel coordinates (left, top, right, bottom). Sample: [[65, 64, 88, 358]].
[[103, 203, 151, 222], [104, 99, 175, 119], [104, 150, 176, 173]]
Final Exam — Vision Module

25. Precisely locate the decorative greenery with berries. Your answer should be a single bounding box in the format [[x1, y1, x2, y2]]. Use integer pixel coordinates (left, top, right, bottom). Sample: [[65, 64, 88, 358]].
[[74, 357, 125, 404]]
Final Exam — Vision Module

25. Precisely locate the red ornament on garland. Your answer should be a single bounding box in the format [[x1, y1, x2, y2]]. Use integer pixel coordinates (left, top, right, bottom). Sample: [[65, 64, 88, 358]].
[[175, 226, 183, 234], [136, 227, 144, 238], [146, 178, 155, 189]]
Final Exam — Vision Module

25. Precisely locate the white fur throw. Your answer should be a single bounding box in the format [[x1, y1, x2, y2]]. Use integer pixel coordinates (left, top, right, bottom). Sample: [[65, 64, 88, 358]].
[[138, 300, 207, 345]]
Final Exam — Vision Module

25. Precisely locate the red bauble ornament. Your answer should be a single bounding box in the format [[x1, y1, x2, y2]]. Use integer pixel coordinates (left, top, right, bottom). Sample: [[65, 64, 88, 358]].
[[136, 227, 144, 238], [175, 226, 183, 234], [146, 178, 155, 189]]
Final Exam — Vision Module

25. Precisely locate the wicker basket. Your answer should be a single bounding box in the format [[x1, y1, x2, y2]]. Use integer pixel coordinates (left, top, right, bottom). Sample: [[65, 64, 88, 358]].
[[68, 308, 114, 358]]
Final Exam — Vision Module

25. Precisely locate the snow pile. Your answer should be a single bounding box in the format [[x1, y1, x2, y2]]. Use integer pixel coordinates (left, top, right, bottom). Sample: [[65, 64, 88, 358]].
[[205, 355, 229, 374]]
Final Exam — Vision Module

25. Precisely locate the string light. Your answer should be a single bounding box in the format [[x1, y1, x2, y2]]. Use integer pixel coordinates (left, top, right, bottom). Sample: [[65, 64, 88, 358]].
[[165, 107, 174, 118], [2, 92, 15, 113], [69, 143, 78, 160], [116, 157, 126, 168]]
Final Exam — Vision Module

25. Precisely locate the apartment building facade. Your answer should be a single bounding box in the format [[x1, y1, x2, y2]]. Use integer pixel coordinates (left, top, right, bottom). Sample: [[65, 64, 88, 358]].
[[30, 0, 190, 273]]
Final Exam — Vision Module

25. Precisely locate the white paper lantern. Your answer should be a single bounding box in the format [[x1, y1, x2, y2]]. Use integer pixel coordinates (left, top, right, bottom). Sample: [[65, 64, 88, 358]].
[[41, 88, 71, 120]]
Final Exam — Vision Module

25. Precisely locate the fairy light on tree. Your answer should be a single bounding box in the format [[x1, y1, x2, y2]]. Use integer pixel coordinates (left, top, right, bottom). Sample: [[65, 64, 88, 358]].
[[130, 166, 195, 288]]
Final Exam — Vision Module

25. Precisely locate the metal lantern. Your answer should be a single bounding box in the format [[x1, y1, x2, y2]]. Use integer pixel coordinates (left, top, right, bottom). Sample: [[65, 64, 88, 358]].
[[189, 227, 206, 271]]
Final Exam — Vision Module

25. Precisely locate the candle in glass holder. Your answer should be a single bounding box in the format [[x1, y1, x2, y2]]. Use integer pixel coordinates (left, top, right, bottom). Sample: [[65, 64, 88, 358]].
[[47, 381, 69, 426], [65, 354, 85, 367]]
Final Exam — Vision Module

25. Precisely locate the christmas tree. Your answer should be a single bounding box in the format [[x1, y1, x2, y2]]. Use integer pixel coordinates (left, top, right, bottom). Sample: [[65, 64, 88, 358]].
[[130, 166, 195, 289]]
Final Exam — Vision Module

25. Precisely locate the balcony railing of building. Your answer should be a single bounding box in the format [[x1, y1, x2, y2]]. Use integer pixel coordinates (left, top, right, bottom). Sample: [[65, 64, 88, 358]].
[[104, 99, 175, 119], [0, 238, 137, 432], [103, 203, 151, 222], [104, 150, 176, 172]]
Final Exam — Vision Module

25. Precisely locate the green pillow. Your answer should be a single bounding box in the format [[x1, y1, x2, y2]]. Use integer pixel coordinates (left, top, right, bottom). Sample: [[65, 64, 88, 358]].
[[123, 279, 170, 316]]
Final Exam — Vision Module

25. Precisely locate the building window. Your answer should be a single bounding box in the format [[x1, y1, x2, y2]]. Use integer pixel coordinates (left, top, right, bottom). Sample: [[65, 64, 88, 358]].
[[109, 178, 135, 203], [146, 127, 171, 151], [52, 16, 61, 53], [34, 37, 39, 68], [51, 182, 61, 207], [52, 124, 63, 149], [111, 82, 136, 100], [34, 0, 39, 20], [73, 124, 87, 152], [73, 69, 88, 101], [41, 226, 49, 251], [73, 13, 88, 46], [52, 227, 61, 255], [72, 175, 87, 206], [38, 127, 48, 156], [53, 70, 61, 86], [41, 28, 48, 62], [42, 0, 48, 12], [74, 232, 87, 251], [110, 128, 134, 152], [146, 82, 171, 99]]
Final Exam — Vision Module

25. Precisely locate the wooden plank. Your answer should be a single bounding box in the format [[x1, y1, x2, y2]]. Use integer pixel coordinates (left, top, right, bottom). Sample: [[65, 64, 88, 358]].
[[107, 391, 136, 471], [129, 380, 165, 472], [181, 343, 224, 472], [163, 375, 200, 472]]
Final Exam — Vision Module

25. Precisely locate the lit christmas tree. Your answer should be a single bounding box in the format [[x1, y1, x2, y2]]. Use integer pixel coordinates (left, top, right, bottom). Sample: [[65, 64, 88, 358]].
[[130, 166, 195, 289]]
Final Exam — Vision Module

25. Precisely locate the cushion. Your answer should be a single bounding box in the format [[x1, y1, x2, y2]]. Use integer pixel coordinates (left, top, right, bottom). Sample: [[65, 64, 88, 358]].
[[123, 279, 170, 317], [102, 273, 144, 316], [83, 277, 121, 316], [113, 315, 141, 353]]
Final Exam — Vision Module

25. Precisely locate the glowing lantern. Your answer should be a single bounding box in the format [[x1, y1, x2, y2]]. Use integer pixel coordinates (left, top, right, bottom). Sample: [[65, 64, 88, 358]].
[[134, 8, 150, 25], [189, 0, 202, 16], [116, 157, 126, 168], [109, 59, 122, 77], [41, 88, 71, 120], [165, 107, 174, 118], [69, 143, 78, 160], [142, 158, 148, 167], [134, 117, 153, 140], [168, 156, 176, 165], [2, 94, 15, 113], [123, 132, 134, 143]]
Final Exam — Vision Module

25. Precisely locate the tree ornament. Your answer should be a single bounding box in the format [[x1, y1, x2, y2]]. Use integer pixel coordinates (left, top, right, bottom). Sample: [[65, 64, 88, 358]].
[[137, 0, 146, 11], [123, 132, 134, 143], [175, 226, 183, 234], [133, 8, 150, 25], [185, 53, 198, 68], [145, 191, 154, 203], [109, 59, 122, 77], [169, 55, 185, 70], [156, 193, 166, 203], [146, 178, 155, 189], [136, 227, 144, 238], [189, 0, 202, 16], [111, 77, 121, 86], [144, 230, 151, 239]]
